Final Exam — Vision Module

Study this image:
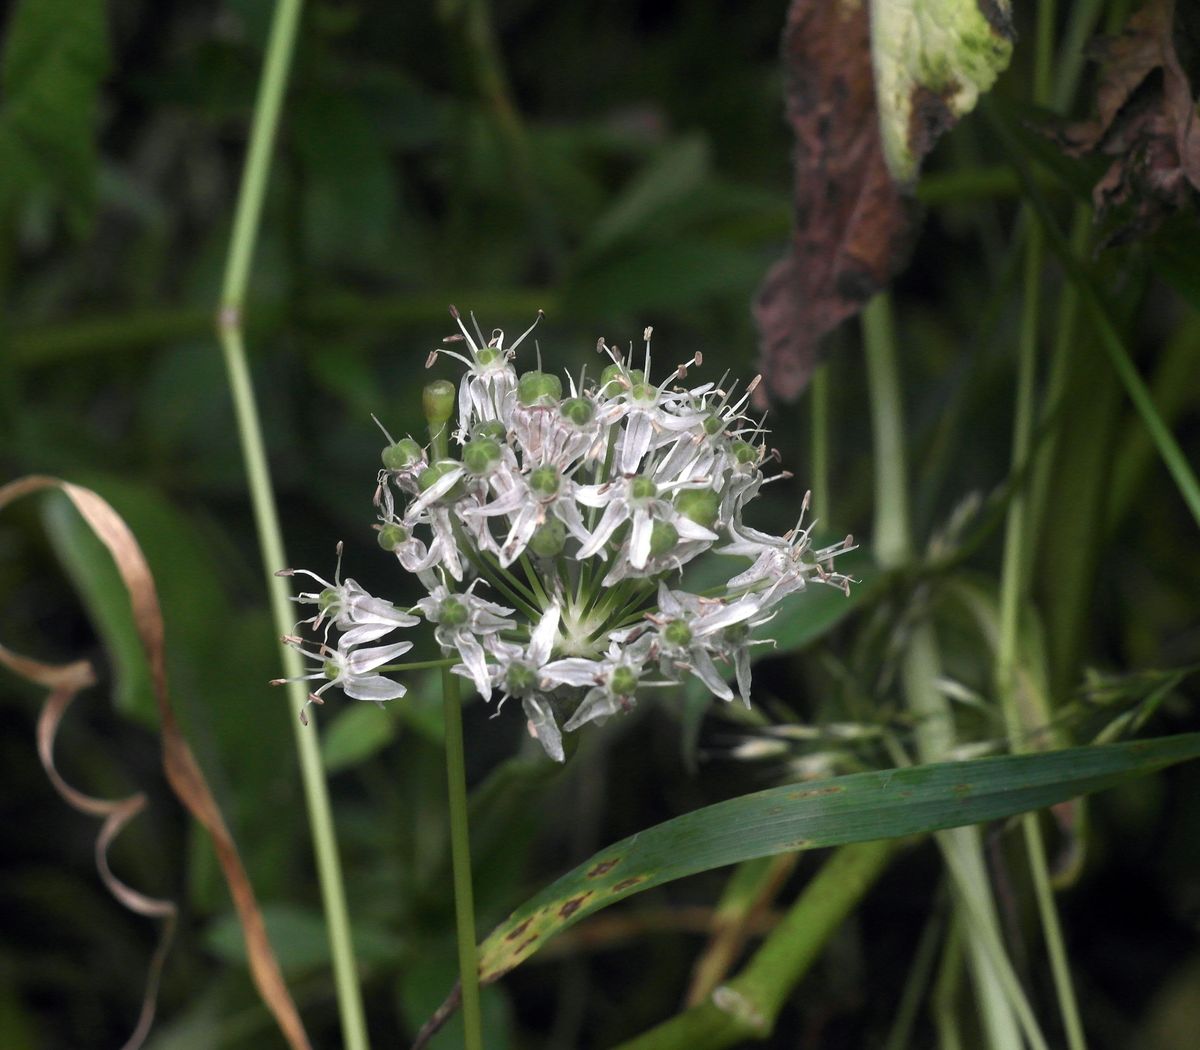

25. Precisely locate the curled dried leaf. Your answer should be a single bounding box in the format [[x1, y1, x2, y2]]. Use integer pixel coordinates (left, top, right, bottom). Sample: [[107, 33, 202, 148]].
[[0, 476, 311, 1050], [1055, 0, 1200, 245]]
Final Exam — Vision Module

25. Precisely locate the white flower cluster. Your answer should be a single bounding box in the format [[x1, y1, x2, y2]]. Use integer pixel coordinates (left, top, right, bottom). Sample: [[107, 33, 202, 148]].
[[278, 309, 854, 760]]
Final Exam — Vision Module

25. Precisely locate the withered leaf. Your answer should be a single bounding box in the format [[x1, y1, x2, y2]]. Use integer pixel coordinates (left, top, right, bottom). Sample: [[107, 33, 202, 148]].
[[0, 476, 312, 1050], [754, 0, 1015, 402], [1057, 0, 1200, 245]]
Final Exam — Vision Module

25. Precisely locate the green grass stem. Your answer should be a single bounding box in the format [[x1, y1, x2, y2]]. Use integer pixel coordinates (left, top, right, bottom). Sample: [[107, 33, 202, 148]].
[[213, 1, 369, 1047], [864, 294, 1029, 1049], [441, 669, 484, 1050]]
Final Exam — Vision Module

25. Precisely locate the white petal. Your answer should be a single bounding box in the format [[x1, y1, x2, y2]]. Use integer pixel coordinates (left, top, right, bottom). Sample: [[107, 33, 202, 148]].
[[522, 696, 564, 762], [345, 638, 414, 673], [455, 634, 493, 701], [563, 686, 621, 731], [343, 673, 408, 702], [540, 657, 602, 688], [628, 510, 652, 570], [619, 412, 654, 474], [529, 604, 561, 665], [577, 501, 627, 559], [690, 648, 733, 701]]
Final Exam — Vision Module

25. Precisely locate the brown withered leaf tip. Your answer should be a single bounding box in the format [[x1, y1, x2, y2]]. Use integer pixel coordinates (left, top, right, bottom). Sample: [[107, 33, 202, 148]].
[[1055, 0, 1200, 246], [753, 0, 918, 404]]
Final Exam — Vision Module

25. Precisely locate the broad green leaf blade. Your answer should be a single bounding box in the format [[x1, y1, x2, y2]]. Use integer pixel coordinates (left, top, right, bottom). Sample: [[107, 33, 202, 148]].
[[478, 733, 1200, 982], [871, 0, 1014, 183]]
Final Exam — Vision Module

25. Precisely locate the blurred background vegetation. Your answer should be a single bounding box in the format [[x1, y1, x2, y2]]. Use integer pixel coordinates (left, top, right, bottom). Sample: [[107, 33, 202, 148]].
[[1, 1, 1198, 1047]]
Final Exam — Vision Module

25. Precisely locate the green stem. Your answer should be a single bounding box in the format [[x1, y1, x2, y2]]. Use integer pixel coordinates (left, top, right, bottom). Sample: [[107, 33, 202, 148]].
[[863, 294, 1028, 1050], [213, 2, 369, 1048], [988, 105, 1200, 531], [809, 362, 830, 521], [997, 6, 1087, 1046], [442, 669, 484, 1050], [612, 840, 896, 1050]]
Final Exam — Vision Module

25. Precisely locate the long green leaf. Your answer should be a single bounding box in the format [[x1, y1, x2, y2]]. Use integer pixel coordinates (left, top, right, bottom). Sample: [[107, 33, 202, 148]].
[[478, 733, 1200, 982]]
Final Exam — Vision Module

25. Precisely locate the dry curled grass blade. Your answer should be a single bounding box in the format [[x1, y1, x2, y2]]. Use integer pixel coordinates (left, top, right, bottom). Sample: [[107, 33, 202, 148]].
[[0, 475, 311, 1050]]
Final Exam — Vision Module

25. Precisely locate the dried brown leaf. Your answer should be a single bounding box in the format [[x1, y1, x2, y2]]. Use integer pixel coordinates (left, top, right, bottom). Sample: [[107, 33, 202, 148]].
[[753, 0, 918, 403], [0, 476, 311, 1050], [1057, 0, 1200, 244]]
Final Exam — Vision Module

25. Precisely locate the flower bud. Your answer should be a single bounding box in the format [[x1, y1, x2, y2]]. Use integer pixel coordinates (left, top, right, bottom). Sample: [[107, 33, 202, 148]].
[[463, 437, 502, 475], [440, 595, 469, 627], [506, 662, 536, 695], [610, 665, 638, 697], [629, 475, 657, 501], [674, 489, 720, 530], [377, 522, 409, 552], [422, 380, 456, 427], [649, 521, 678, 556], [529, 519, 566, 558], [560, 397, 595, 427], [382, 437, 424, 471], [529, 465, 561, 498], [472, 420, 507, 442], [662, 620, 692, 648], [417, 460, 467, 502], [517, 370, 563, 406]]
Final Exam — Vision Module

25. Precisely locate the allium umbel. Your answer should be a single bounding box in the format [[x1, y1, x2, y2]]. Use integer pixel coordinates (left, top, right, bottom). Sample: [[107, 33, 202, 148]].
[[275, 309, 855, 759]]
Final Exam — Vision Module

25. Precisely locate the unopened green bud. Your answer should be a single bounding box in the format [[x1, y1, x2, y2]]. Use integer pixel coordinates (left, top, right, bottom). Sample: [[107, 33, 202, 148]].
[[663, 620, 692, 648], [440, 596, 468, 628], [463, 437, 501, 475], [610, 665, 638, 697], [674, 488, 720, 530], [517, 370, 563, 406], [560, 397, 595, 426], [529, 466, 561, 498], [529, 519, 566, 558], [649, 521, 678, 556], [382, 437, 424, 471], [377, 523, 409, 551], [422, 380, 456, 426], [629, 475, 657, 501]]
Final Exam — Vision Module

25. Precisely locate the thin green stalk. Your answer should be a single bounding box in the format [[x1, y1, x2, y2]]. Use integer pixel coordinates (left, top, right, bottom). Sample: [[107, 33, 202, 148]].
[[213, 2, 368, 1047], [442, 669, 484, 1050], [612, 840, 897, 1050], [864, 295, 1028, 1050], [809, 362, 830, 521], [987, 106, 1200, 531], [996, 6, 1087, 1045]]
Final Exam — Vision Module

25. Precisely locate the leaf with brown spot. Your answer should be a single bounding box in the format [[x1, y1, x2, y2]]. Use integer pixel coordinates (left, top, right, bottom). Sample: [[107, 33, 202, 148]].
[[1054, 0, 1200, 245], [0, 476, 311, 1050]]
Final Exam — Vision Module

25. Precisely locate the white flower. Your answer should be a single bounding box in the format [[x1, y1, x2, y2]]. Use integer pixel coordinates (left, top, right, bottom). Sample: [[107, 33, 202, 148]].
[[487, 605, 566, 761], [276, 634, 414, 722], [542, 634, 655, 731], [417, 583, 516, 700], [430, 306, 542, 434], [279, 546, 419, 646]]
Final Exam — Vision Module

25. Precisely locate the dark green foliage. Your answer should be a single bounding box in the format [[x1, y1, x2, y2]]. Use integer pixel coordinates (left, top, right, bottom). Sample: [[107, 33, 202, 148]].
[[2, 3, 1199, 1049]]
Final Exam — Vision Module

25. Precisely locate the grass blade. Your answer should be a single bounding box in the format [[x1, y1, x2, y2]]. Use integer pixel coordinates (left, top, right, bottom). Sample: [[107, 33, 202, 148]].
[[478, 734, 1200, 983]]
